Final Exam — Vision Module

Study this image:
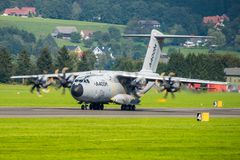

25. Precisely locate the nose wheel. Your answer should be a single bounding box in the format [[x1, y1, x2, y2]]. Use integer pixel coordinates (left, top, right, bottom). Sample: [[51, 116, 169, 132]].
[[121, 105, 136, 111]]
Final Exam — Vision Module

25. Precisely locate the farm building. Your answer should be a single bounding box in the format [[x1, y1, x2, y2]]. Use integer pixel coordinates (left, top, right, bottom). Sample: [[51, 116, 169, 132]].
[[3, 7, 36, 17], [224, 67, 240, 83], [138, 20, 161, 29], [52, 26, 78, 39], [80, 30, 93, 40]]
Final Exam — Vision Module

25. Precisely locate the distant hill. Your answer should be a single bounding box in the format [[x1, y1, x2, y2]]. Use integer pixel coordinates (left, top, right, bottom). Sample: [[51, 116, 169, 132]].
[[0, 16, 125, 47]]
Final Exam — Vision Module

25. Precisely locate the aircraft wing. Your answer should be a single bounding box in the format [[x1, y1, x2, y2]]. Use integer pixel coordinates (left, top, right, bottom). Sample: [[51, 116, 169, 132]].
[[10, 72, 83, 79], [115, 72, 227, 85]]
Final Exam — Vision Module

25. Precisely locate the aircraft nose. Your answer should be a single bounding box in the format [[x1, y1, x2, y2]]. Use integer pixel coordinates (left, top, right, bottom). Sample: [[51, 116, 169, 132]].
[[71, 84, 83, 97]]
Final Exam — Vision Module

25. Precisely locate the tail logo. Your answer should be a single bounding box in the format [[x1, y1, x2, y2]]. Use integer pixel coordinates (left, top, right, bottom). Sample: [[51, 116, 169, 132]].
[[149, 44, 157, 68]]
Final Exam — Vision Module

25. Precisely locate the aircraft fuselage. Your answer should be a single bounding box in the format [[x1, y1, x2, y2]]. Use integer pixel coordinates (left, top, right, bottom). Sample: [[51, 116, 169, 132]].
[[71, 73, 126, 103]]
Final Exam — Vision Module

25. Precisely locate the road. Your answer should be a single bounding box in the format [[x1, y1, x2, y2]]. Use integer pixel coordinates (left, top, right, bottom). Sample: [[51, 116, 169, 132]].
[[0, 107, 239, 117]]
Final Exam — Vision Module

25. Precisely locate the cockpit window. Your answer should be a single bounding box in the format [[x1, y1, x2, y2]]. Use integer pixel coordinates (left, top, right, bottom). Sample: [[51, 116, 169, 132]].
[[75, 78, 90, 83]]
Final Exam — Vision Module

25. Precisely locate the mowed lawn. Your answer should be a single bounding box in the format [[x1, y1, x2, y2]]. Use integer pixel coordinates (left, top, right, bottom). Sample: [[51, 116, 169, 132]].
[[0, 84, 240, 108], [0, 118, 239, 160]]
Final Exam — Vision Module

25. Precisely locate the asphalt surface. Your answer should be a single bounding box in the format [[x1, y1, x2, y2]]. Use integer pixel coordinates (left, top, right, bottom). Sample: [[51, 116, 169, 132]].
[[0, 107, 239, 117]]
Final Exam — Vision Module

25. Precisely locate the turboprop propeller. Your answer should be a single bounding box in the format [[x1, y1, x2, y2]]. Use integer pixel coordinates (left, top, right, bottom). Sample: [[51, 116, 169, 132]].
[[55, 67, 74, 94], [155, 72, 181, 98], [30, 74, 53, 95]]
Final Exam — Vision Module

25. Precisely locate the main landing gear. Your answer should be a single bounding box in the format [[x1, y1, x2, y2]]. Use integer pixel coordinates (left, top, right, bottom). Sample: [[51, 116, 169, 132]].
[[81, 103, 104, 110], [121, 104, 136, 111]]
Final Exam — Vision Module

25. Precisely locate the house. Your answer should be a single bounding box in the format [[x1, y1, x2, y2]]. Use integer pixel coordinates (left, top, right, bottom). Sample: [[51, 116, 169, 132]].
[[203, 14, 229, 30], [3, 7, 36, 17], [64, 45, 84, 58], [224, 67, 240, 83], [183, 38, 205, 48], [159, 53, 169, 64], [80, 30, 93, 40], [92, 47, 104, 58], [183, 41, 196, 48], [52, 26, 78, 39], [138, 20, 160, 29]]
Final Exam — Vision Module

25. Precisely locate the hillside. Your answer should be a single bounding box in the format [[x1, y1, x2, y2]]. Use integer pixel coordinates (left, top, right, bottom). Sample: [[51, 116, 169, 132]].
[[0, 16, 125, 46]]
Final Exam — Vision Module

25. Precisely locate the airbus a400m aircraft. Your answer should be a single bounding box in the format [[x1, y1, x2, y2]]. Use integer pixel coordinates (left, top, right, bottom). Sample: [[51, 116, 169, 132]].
[[11, 29, 227, 111]]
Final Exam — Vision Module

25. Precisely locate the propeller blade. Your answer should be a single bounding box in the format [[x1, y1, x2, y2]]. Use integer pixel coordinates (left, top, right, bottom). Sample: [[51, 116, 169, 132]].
[[31, 85, 36, 93], [164, 91, 168, 99], [36, 86, 41, 95], [62, 87, 66, 95]]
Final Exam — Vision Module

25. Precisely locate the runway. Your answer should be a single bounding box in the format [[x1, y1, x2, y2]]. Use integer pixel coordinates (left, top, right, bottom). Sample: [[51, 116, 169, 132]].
[[0, 107, 239, 117]]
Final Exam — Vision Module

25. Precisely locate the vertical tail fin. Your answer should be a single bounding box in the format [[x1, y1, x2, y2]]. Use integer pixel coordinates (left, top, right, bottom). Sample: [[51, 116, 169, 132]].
[[141, 29, 163, 73], [123, 29, 213, 73]]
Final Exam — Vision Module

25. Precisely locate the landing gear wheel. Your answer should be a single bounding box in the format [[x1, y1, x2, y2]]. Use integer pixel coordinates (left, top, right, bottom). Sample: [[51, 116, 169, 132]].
[[81, 105, 84, 110], [100, 104, 104, 110], [89, 104, 93, 110], [121, 105, 136, 111], [81, 104, 88, 110], [131, 105, 136, 111]]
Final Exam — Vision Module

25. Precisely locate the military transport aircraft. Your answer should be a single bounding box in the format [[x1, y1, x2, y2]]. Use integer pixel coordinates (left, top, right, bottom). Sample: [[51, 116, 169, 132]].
[[11, 29, 227, 111]]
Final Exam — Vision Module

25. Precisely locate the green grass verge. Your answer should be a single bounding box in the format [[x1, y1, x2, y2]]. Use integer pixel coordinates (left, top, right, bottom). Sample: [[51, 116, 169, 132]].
[[0, 117, 239, 160], [0, 84, 240, 108]]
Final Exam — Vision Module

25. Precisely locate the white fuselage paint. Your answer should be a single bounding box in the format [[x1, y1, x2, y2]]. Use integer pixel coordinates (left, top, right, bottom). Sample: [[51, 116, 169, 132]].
[[72, 73, 126, 103]]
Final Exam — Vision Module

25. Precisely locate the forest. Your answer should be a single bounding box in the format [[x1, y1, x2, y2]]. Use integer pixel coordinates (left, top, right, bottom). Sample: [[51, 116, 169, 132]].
[[0, 0, 240, 83]]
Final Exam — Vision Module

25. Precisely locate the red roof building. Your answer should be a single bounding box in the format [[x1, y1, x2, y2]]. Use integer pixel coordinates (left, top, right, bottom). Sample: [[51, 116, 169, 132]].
[[203, 14, 229, 25], [3, 7, 36, 16]]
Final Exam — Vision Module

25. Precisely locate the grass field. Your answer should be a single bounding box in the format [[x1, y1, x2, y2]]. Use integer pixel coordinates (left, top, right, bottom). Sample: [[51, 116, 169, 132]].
[[163, 46, 240, 56], [0, 84, 240, 108], [0, 117, 239, 160], [0, 16, 125, 47], [0, 16, 125, 38]]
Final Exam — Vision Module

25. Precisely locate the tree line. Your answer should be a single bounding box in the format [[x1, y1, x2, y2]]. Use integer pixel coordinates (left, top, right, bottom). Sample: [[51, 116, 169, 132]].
[[159, 51, 240, 81], [1, 45, 240, 83], [0, 27, 58, 55], [0, 47, 96, 83]]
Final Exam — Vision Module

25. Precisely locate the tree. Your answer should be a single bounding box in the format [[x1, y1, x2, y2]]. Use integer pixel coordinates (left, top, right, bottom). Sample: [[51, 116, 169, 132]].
[[16, 50, 32, 75], [235, 35, 240, 51], [108, 27, 121, 41], [83, 38, 94, 48], [36, 48, 53, 73], [56, 47, 73, 70], [70, 32, 81, 43], [34, 35, 58, 56], [112, 57, 141, 72], [0, 48, 13, 82], [71, 1, 81, 20], [208, 28, 226, 47], [167, 52, 186, 77], [78, 50, 96, 71]]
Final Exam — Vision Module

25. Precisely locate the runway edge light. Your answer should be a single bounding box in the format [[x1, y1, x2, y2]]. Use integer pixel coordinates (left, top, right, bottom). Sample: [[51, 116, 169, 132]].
[[197, 112, 209, 121]]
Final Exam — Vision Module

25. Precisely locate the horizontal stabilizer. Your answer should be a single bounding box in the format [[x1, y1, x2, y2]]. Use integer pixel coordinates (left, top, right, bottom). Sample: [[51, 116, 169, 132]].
[[123, 34, 213, 39]]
